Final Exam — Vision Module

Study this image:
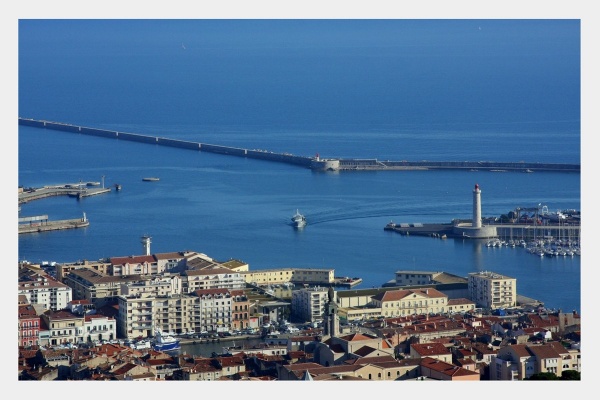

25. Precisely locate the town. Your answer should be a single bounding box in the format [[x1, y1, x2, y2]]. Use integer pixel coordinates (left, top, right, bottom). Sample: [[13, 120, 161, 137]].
[[18, 237, 581, 381]]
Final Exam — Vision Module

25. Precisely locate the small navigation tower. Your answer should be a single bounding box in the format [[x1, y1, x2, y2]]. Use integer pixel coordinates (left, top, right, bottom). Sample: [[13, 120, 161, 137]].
[[141, 235, 152, 256]]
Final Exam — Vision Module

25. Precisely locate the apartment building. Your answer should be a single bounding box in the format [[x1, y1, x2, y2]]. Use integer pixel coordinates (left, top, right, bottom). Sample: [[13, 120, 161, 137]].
[[62, 267, 146, 307], [117, 292, 193, 339], [230, 289, 251, 330], [55, 259, 112, 282], [117, 289, 237, 339], [109, 255, 161, 276], [40, 310, 86, 346], [183, 267, 246, 292], [291, 286, 330, 323], [18, 273, 72, 312], [193, 289, 234, 333], [121, 274, 183, 297], [18, 304, 41, 347], [489, 342, 582, 380], [154, 251, 190, 272], [468, 271, 517, 310]]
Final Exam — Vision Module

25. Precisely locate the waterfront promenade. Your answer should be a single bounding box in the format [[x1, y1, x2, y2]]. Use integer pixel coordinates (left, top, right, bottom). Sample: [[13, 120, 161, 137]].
[[19, 118, 581, 173]]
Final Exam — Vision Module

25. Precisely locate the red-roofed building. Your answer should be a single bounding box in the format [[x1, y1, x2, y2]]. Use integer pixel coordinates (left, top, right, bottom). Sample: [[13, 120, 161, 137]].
[[371, 288, 449, 317], [491, 343, 536, 380], [109, 255, 159, 276], [410, 342, 452, 363], [420, 357, 480, 381], [18, 304, 41, 347], [40, 310, 85, 346], [314, 332, 395, 367]]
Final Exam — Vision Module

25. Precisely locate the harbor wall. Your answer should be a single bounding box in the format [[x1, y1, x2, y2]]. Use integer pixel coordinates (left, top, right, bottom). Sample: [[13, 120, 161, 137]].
[[19, 118, 580, 173], [386, 222, 580, 241], [20, 118, 314, 168]]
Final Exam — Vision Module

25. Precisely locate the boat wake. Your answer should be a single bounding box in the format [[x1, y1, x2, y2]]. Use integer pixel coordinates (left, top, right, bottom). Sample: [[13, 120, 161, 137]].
[[290, 204, 469, 226]]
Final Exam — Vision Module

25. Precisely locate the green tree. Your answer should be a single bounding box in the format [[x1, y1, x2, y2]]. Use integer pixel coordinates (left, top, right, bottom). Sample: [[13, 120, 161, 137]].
[[560, 370, 581, 380], [527, 372, 558, 380]]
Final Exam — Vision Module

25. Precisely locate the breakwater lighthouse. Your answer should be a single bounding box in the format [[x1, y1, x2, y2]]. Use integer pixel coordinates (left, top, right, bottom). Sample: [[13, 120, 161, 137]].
[[473, 183, 482, 228], [452, 184, 498, 239]]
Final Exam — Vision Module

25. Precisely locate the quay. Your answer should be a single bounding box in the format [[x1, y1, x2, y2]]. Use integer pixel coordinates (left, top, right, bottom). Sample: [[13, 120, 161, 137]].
[[19, 183, 111, 204], [18, 213, 89, 234], [333, 276, 363, 288], [19, 118, 580, 173], [385, 221, 581, 242]]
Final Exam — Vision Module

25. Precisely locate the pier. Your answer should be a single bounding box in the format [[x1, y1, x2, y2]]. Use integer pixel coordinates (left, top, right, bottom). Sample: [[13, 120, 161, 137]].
[[18, 213, 89, 234], [19, 183, 112, 204], [19, 118, 580, 173]]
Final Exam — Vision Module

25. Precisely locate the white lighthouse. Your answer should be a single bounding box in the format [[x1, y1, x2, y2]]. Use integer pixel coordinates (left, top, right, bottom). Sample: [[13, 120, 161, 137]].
[[453, 183, 497, 239], [472, 183, 482, 228], [141, 235, 152, 256]]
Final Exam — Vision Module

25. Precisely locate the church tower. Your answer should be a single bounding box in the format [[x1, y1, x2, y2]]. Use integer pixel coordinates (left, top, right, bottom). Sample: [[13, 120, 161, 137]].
[[323, 286, 340, 337]]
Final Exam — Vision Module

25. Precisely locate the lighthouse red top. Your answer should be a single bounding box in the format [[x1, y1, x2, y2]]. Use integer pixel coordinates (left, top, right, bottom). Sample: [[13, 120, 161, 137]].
[[474, 183, 479, 190]]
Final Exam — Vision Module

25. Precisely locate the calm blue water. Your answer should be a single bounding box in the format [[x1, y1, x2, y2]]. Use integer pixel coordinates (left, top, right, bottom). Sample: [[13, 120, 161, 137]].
[[17, 20, 581, 313]]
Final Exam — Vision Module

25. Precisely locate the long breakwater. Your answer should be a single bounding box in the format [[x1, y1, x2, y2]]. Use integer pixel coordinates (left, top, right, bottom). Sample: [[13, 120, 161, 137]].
[[19, 118, 580, 173]]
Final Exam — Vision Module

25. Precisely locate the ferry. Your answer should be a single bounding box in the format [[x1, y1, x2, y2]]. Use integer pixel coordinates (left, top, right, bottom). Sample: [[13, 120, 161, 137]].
[[291, 209, 306, 228]]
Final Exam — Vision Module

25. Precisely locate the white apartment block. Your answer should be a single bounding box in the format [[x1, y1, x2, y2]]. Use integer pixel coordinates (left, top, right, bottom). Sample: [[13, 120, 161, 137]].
[[117, 289, 235, 339], [18, 274, 72, 311], [291, 286, 331, 323], [242, 268, 334, 285], [121, 274, 183, 297], [183, 267, 246, 292], [468, 271, 517, 310], [194, 289, 234, 333]]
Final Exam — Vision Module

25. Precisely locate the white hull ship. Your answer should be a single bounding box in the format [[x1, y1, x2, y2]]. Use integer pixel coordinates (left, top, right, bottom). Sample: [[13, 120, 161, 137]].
[[152, 328, 181, 351], [291, 209, 306, 228]]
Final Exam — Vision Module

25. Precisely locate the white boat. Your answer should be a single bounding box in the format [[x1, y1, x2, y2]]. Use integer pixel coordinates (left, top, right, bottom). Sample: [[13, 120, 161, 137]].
[[152, 328, 181, 351], [130, 339, 151, 350], [142, 177, 160, 182], [291, 209, 306, 228]]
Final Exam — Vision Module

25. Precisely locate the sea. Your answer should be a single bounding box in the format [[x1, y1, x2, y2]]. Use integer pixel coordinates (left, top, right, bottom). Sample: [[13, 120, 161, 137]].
[[16, 19, 582, 315]]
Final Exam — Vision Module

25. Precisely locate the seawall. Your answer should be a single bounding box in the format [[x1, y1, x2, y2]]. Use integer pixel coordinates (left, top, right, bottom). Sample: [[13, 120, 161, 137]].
[[19, 118, 580, 173]]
